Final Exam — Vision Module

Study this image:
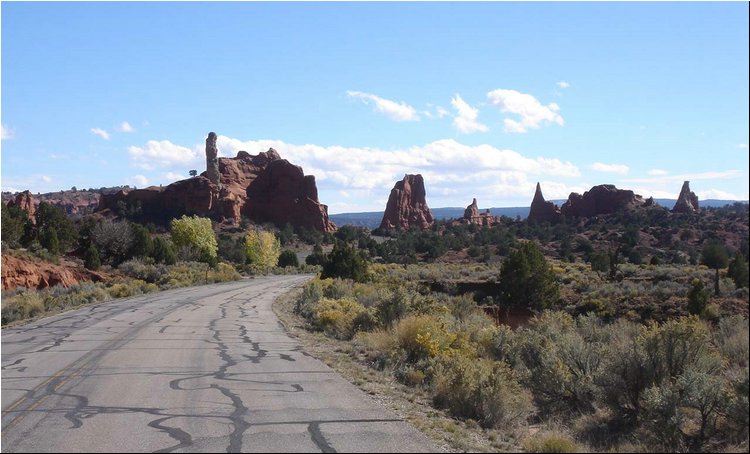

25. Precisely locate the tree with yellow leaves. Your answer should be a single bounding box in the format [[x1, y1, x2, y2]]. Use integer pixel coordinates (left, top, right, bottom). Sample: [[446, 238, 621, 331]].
[[245, 228, 281, 271]]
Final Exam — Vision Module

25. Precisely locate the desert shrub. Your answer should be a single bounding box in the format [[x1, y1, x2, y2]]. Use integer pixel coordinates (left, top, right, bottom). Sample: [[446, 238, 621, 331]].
[[714, 315, 749, 368], [376, 286, 409, 327], [311, 297, 369, 340], [322, 278, 354, 299], [514, 312, 604, 415], [84, 243, 101, 270], [1, 291, 45, 324], [687, 278, 710, 316], [728, 254, 749, 289], [294, 279, 325, 319], [521, 432, 580, 453], [118, 259, 166, 283], [151, 236, 177, 265], [394, 314, 458, 362], [430, 356, 533, 429], [93, 220, 134, 265]]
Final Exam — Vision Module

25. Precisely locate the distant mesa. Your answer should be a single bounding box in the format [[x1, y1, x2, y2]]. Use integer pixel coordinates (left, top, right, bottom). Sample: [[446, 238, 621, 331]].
[[527, 183, 561, 223], [97, 132, 335, 232], [459, 198, 501, 227], [380, 174, 434, 230], [672, 180, 699, 213], [560, 184, 654, 218]]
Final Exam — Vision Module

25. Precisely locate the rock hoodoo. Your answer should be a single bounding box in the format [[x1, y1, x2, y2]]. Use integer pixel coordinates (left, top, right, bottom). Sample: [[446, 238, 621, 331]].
[[460, 198, 501, 227], [560, 184, 653, 217], [8, 190, 37, 224], [97, 132, 335, 232], [527, 183, 561, 223], [379, 174, 433, 230], [672, 181, 699, 213], [205, 132, 221, 188]]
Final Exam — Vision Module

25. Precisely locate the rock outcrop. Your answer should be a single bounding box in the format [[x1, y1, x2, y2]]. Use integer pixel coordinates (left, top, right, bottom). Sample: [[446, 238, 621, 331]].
[[561, 184, 653, 217], [8, 190, 37, 224], [2, 253, 106, 291], [527, 183, 561, 223], [379, 174, 434, 230], [244, 159, 336, 233], [460, 198, 501, 227], [97, 133, 335, 231], [672, 181, 699, 213]]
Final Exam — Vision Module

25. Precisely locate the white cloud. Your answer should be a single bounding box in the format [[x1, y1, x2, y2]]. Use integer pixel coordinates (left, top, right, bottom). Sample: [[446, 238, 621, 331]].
[[163, 171, 189, 181], [210, 135, 580, 210], [1, 124, 15, 140], [623, 170, 743, 185], [128, 140, 199, 170], [451, 94, 488, 134], [117, 121, 135, 133], [91, 128, 110, 140], [346, 90, 420, 122], [131, 175, 149, 187], [590, 162, 630, 175], [40, 175, 52, 183], [486, 88, 564, 133], [697, 189, 744, 200], [557, 81, 570, 89], [647, 169, 669, 176], [738, 143, 748, 149]]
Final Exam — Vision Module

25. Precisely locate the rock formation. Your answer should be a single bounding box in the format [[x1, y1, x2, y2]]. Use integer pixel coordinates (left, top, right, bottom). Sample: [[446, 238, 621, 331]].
[[560, 184, 653, 218], [205, 132, 221, 188], [672, 181, 699, 213], [244, 159, 336, 232], [464, 198, 480, 220], [8, 190, 37, 224], [97, 133, 335, 232], [2, 253, 105, 291], [459, 198, 501, 227], [527, 183, 561, 223], [379, 174, 434, 230]]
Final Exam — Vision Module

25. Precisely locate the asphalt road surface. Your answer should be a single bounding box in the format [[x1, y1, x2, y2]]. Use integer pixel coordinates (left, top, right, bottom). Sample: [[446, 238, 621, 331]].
[[1, 276, 440, 452]]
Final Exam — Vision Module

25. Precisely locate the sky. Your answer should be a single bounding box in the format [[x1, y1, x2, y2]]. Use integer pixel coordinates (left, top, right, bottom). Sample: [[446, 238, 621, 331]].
[[1, 2, 748, 214]]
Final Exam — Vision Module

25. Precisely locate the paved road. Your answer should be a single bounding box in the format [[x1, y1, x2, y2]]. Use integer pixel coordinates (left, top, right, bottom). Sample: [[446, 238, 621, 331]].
[[1, 276, 439, 452]]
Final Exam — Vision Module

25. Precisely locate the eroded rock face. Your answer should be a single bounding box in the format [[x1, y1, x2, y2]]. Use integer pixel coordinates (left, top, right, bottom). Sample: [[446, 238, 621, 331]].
[[379, 174, 434, 230], [561, 184, 650, 217], [2, 253, 105, 291], [244, 159, 336, 233], [8, 190, 37, 224], [673, 181, 699, 213], [527, 182, 561, 223]]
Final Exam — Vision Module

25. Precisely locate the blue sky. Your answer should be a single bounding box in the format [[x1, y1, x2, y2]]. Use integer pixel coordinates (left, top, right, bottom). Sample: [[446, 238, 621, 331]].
[[2, 2, 748, 213]]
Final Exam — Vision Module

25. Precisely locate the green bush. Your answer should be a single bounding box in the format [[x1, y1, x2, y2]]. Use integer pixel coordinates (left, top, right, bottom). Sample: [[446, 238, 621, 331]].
[[321, 242, 369, 283], [498, 241, 560, 311], [278, 250, 299, 268]]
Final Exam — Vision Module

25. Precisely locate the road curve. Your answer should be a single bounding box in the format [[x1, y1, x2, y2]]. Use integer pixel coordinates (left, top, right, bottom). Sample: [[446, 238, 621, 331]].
[[1, 275, 440, 453]]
